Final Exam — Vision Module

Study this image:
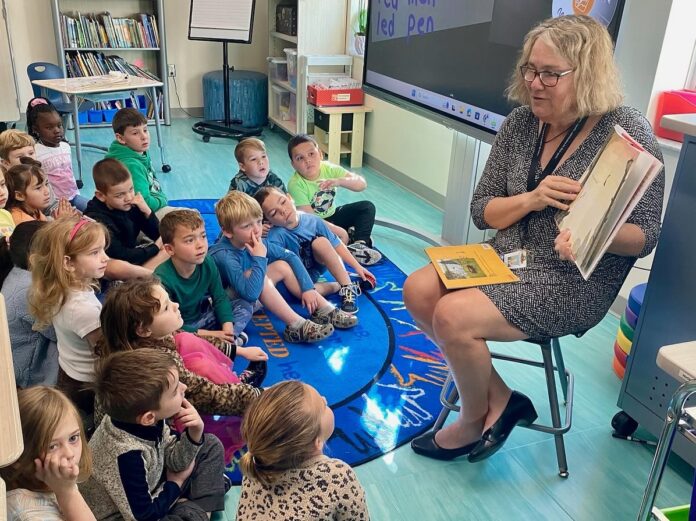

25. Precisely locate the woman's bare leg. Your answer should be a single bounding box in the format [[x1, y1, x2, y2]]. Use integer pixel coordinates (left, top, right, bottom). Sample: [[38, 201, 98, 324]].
[[429, 288, 527, 449], [402, 264, 448, 339]]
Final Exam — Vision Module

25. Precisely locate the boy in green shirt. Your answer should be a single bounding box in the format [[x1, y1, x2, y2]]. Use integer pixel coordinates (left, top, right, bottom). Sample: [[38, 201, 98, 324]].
[[105, 108, 175, 219], [286, 134, 381, 266], [154, 209, 235, 343]]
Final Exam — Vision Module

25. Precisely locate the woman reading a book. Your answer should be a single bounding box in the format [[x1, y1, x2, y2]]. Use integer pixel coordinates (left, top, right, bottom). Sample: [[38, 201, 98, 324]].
[[404, 15, 664, 462]]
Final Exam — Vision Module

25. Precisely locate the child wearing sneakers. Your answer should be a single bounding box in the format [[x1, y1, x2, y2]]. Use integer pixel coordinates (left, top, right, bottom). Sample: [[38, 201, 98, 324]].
[[85, 158, 169, 269], [154, 209, 238, 344], [255, 187, 375, 314], [286, 134, 381, 266], [104, 108, 176, 219], [81, 348, 228, 520], [210, 191, 355, 343]]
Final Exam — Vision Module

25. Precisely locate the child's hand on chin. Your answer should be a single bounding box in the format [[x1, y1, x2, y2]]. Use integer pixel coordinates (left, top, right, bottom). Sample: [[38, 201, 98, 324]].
[[173, 398, 204, 443], [34, 453, 79, 495]]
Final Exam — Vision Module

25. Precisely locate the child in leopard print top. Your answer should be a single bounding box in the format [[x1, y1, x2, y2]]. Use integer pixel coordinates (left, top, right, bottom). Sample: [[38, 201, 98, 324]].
[[236, 380, 370, 520]]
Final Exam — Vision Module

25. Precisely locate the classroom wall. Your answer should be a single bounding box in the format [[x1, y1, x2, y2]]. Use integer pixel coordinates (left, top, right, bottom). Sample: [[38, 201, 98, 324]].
[[8, 0, 270, 113], [361, 1, 677, 203]]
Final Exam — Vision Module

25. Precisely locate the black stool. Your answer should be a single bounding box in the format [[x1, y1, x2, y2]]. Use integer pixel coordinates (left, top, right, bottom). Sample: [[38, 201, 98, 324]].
[[433, 333, 584, 478]]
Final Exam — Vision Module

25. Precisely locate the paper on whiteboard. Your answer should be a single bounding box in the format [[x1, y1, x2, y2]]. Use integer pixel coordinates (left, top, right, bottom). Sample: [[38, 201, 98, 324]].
[[190, 0, 253, 31]]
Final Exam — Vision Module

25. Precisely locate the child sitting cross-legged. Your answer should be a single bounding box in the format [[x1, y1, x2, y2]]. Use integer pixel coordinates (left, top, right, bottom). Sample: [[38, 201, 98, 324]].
[[209, 191, 356, 344], [26, 97, 89, 211], [28, 216, 110, 419], [287, 133, 381, 266], [104, 108, 177, 219], [5, 159, 75, 225], [85, 158, 169, 270], [255, 186, 376, 314], [228, 137, 287, 196], [2, 386, 96, 521], [154, 209, 239, 344], [236, 380, 370, 520], [97, 277, 265, 419], [80, 349, 228, 521]]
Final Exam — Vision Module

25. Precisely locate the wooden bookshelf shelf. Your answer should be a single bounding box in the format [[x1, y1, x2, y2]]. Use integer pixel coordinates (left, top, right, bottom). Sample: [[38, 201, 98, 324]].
[[51, 0, 170, 125]]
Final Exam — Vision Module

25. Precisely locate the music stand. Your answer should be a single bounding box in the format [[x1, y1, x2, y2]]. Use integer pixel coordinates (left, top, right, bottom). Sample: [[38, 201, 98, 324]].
[[188, 0, 263, 141]]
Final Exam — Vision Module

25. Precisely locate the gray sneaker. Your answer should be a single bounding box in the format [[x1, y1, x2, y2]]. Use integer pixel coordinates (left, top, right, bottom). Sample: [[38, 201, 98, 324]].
[[311, 307, 358, 329], [338, 283, 361, 314], [283, 319, 334, 343], [348, 241, 382, 266]]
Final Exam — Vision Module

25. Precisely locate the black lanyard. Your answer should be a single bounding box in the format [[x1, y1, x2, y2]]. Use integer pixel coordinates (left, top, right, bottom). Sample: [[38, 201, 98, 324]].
[[526, 116, 588, 192]]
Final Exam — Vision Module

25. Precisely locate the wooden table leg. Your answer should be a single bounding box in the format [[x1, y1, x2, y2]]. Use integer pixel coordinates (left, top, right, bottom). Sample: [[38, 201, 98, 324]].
[[350, 112, 366, 168], [328, 113, 342, 165]]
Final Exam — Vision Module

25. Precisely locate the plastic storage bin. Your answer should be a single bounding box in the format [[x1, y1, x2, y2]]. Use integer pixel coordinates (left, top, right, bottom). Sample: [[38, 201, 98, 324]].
[[103, 109, 118, 123], [272, 84, 291, 120], [268, 58, 288, 82], [652, 505, 690, 521], [289, 92, 296, 122], [87, 109, 103, 123], [284, 48, 298, 88], [654, 90, 696, 142]]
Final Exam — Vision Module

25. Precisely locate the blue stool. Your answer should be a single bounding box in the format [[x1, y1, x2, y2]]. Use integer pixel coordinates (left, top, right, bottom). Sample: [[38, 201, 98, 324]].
[[202, 70, 268, 128]]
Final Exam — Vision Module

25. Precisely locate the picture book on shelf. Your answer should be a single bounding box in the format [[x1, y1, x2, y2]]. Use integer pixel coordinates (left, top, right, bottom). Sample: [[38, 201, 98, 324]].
[[425, 243, 519, 290], [555, 124, 663, 280]]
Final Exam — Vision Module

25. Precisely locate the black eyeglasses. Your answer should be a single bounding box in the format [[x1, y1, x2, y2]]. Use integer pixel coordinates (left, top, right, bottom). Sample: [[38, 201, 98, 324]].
[[520, 66, 574, 87]]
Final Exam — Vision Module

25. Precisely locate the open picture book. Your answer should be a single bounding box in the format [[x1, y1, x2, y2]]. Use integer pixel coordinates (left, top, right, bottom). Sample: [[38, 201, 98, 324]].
[[425, 243, 519, 290], [555, 124, 663, 280]]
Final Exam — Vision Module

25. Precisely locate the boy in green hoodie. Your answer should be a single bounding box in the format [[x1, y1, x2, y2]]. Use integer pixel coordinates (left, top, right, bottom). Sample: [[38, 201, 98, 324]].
[[105, 108, 174, 218]]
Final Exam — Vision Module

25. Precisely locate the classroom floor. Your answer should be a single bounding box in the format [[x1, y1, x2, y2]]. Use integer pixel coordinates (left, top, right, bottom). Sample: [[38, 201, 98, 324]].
[[74, 117, 692, 520]]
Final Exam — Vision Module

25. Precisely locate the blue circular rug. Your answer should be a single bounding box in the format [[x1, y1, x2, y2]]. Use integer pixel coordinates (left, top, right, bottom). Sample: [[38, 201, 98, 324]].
[[171, 199, 448, 483]]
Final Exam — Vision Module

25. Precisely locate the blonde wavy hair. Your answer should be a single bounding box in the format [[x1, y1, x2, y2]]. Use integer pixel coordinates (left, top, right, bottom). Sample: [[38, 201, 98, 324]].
[[215, 190, 263, 233], [0, 386, 92, 491], [28, 216, 109, 328], [506, 15, 623, 118], [239, 381, 323, 486]]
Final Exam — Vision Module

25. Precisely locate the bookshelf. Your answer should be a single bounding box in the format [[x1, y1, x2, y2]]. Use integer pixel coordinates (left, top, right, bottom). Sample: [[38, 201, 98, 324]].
[[267, 0, 347, 135], [49, 0, 170, 125]]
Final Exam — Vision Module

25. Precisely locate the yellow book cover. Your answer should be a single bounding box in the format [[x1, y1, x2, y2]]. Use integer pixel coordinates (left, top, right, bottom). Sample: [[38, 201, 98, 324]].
[[425, 243, 520, 290]]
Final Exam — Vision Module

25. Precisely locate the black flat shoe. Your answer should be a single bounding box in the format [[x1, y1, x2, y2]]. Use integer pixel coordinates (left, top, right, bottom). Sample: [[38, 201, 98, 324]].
[[411, 431, 480, 461], [239, 360, 268, 388], [468, 391, 538, 463]]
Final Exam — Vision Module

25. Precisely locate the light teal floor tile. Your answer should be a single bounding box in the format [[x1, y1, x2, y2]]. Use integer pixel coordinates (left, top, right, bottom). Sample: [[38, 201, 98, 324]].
[[71, 118, 692, 520]]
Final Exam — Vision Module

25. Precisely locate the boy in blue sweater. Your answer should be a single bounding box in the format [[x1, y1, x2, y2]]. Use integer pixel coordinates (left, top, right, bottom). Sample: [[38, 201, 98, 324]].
[[209, 191, 356, 344], [254, 187, 375, 314]]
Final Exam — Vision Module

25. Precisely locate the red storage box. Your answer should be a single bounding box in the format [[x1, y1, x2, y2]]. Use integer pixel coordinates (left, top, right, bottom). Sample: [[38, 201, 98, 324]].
[[654, 90, 696, 142], [307, 85, 364, 107]]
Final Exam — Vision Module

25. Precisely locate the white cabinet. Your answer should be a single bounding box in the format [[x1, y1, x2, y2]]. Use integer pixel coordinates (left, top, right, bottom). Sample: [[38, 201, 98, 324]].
[[267, 0, 347, 135]]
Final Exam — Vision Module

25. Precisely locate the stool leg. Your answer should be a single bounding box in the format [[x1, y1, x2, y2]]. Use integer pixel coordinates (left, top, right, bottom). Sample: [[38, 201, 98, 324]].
[[551, 337, 568, 403], [433, 385, 459, 432], [542, 343, 569, 477]]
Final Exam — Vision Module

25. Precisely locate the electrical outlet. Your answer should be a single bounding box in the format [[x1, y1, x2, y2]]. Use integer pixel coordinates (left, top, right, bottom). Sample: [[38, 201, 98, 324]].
[[168, 64, 176, 77]]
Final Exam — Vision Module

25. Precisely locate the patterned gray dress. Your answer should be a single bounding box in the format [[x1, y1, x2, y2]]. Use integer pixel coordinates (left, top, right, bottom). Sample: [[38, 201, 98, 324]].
[[471, 106, 664, 338]]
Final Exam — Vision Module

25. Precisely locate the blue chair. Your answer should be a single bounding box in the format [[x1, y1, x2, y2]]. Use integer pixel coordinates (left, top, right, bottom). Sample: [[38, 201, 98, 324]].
[[26, 62, 74, 117], [27, 62, 95, 129]]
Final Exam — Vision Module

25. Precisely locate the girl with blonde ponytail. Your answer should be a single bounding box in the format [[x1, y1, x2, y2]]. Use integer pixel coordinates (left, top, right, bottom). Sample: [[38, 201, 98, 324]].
[[236, 380, 370, 520]]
